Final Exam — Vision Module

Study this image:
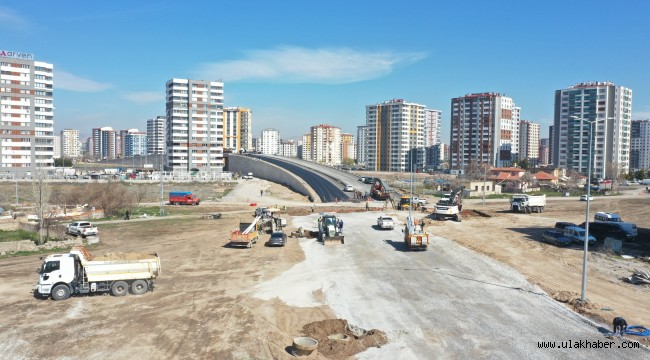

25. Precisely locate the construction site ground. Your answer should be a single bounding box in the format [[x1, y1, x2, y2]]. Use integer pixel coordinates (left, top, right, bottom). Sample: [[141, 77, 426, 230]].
[[0, 179, 649, 359]]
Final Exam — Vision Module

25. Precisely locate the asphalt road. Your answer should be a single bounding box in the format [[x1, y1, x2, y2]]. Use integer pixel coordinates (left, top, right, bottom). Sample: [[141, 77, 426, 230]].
[[255, 212, 646, 359], [253, 155, 349, 202]]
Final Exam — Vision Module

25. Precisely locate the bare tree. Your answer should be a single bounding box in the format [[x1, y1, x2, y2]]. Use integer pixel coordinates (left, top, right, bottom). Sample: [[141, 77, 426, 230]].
[[133, 185, 148, 205], [86, 180, 136, 217]]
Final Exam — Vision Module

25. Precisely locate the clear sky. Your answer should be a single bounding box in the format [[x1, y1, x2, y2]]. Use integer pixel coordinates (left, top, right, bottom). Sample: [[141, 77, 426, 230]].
[[2, 0, 649, 142]]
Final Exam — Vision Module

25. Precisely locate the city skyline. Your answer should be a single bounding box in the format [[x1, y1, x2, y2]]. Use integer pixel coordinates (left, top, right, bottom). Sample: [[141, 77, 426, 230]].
[[2, 1, 650, 142]]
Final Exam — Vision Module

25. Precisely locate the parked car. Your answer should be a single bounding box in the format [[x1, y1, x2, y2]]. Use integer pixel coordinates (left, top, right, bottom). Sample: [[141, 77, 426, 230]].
[[541, 230, 572, 246], [344, 185, 354, 192], [376, 216, 395, 230], [579, 222, 638, 242], [554, 221, 577, 230], [66, 221, 98, 238], [563, 226, 597, 245], [265, 231, 287, 247], [580, 195, 594, 201]]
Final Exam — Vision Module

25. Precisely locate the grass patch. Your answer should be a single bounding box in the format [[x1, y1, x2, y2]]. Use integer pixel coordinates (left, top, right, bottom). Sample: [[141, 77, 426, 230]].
[[0, 229, 40, 243]]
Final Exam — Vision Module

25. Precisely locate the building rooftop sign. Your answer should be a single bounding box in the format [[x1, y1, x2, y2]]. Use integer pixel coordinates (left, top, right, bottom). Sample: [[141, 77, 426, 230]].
[[0, 50, 34, 60]]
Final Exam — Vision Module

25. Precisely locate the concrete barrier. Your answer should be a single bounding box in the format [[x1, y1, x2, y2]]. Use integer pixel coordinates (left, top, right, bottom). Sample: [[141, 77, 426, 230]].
[[227, 155, 319, 202]]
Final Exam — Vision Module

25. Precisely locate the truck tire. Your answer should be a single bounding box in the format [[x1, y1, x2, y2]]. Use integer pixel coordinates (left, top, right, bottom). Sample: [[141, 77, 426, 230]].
[[51, 284, 71, 301], [111, 281, 129, 297], [131, 280, 149, 295]]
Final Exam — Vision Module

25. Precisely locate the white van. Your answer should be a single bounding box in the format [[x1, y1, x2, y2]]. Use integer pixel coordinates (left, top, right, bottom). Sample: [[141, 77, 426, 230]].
[[594, 212, 622, 223]]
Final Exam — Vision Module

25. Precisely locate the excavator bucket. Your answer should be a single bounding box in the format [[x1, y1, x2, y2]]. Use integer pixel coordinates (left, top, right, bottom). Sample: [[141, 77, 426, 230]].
[[323, 235, 345, 246]]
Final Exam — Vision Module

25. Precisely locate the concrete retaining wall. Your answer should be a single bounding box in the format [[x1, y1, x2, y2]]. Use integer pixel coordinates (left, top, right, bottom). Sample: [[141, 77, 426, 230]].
[[0, 238, 85, 255], [227, 155, 319, 202]]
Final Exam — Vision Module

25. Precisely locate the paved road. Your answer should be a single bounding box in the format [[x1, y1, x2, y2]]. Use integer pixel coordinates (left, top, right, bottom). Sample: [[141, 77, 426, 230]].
[[255, 212, 646, 359], [253, 155, 348, 202]]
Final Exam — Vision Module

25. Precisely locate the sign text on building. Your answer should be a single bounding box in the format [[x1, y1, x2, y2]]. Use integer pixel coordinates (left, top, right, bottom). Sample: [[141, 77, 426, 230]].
[[0, 50, 34, 60]]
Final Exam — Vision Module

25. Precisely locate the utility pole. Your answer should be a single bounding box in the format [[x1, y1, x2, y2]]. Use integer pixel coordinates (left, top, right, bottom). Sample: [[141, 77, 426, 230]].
[[159, 153, 165, 216]]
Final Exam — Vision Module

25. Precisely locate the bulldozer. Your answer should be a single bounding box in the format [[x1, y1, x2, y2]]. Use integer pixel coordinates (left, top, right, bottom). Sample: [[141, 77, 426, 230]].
[[317, 214, 345, 246]]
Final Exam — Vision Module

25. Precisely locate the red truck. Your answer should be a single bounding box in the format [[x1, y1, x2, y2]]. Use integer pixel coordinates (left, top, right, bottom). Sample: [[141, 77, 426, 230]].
[[169, 191, 200, 205]]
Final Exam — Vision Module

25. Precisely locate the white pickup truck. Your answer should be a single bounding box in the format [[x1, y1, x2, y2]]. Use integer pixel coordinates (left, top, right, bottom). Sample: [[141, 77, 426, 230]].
[[67, 221, 98, 238], [376, 216, 395, 230]]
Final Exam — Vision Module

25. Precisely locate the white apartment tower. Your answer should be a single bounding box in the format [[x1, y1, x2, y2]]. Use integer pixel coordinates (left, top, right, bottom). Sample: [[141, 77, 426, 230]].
[[165, 78, 224, 171], [0, 50, 54, 176], [518, 120, 540, 165], [61, 129, 80, 158], [630, 120, 650, 171], [553, 82, 632, 179], [279, 139, 297, 157], [451, 93, 519, 170], [424, 109, 442, 147], [309, 124, 342, 166], [224, 107, 253, 152], [147, 116, 165, 155], [366, 99, 426, 172], [356, 126, 368, 165], [260, 129, 280, 155]]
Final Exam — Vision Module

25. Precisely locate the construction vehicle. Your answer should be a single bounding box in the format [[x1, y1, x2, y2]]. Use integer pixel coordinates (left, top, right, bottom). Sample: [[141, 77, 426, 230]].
[[510, 194, 546, 213], [36, 246, 161, 301], [403, 216, 429, 250], [229, 217, 260, 248], [397, 196, 422, 211], [169, 191, 200, 205], [370, 178, 391, 201], [433, 186, 464, 222], [317, 213, 345, 245]]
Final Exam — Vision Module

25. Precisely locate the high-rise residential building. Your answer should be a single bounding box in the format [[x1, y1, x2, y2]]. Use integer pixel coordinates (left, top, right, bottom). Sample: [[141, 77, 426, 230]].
[[356, 126, 368, 165], [424, 109, 443, 147], [548, 126, 554, 166], [553, 82, 632, 179], [450, 93, 519, 170], [124, 130, 147, 157], [252, 137, 260, 153], [165, 78, 224, 171], [631, 119, 650, 171], [366, 99, 426, 172], [223, 107, 253, 153], [279, 139, 297, 157], [260, 129, 279, 155], [0, 50, 54, 176], [61, 129, 80, 158], [539, 138, 550, 166], [52, 136, 61, 159], [519, 120, 540, 166], [301, 133, 311, 160], [426, 143, 449, 170], [119, 129, 140, 157], [341, 133, 355, 163], [92, 127, 117, 160], [309, 124, 342, 166], [147, 116, 165, 155]]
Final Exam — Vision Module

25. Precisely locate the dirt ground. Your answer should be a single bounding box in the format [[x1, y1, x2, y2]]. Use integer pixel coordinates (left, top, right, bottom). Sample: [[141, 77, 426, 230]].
[[427, 189, 650, 342], [1, 181, 650, 358]]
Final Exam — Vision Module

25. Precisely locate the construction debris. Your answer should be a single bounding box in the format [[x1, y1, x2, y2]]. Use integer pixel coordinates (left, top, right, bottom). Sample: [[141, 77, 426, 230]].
[[627, 269, 650, 285]]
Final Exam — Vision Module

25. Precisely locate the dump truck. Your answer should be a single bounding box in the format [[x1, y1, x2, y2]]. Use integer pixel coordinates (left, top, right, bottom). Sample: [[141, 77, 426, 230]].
[[229, 216, 260, 248], [169, 191, 200, 205], [403, 216, 429, 251], [317, 213, 345, 245], [510, 194, 546, 213], [35, 246, 160, 301]]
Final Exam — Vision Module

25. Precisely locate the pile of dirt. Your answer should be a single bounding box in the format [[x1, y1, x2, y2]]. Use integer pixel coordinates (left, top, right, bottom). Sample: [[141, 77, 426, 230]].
[[301, 319, 387, 359], [550, 290, 605, 322], [93, 253, 156, 261]]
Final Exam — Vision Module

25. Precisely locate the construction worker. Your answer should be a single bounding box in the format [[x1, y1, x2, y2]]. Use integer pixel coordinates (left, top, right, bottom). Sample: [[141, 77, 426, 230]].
[[613, 317, 628, 336], [365, 201, 369, 211]]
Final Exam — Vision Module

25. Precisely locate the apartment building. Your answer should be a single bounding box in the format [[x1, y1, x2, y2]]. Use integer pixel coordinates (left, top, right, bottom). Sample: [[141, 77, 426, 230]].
[[123, 129, 147, 157], [424, 109, 442, 147], [224, 107, 253, 152], [92, 127, 117, 160], [450, 93, 519, 170], [279, 139, 297, 157], [519, 120, 540, 165], [61, 129, 80, 158], [366, 99, 426, 172], [146, 116, 165, 155], [301, 133, 311, 160], [631, 119, 650, 171], [341, 133, 355, 163], [309, 124, 342, 166], [260, 129, 279, 155], [539, 138, 550, 166], [553, 82, 632, 178], [165, 78, 224, 171], [356, 126, 368, 165], [0, 50, 54, 176]]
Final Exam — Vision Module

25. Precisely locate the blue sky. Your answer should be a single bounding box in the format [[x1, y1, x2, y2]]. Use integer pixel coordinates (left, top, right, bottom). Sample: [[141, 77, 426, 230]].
[[2, 0, 649, 142]]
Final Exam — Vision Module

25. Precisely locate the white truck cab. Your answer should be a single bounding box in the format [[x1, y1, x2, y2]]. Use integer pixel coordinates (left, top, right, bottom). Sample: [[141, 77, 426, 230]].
[[37, 254, 76, 298]]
